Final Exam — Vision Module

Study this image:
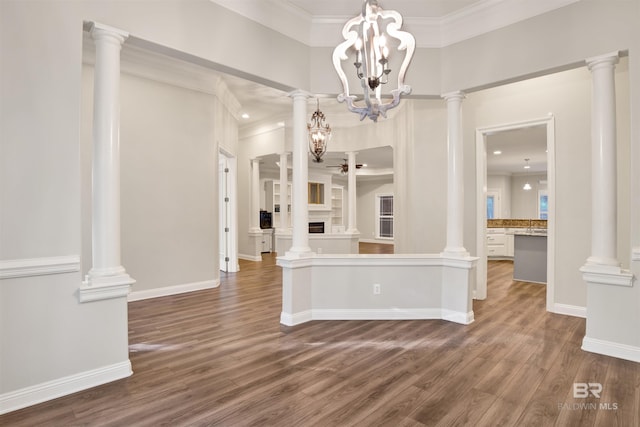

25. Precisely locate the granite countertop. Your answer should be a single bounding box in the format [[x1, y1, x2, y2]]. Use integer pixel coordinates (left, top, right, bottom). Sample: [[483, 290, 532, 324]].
[[513, 230, 548, 236]]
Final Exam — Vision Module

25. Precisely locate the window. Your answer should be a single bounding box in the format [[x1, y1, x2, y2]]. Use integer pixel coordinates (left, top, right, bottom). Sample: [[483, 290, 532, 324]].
[[538, 190, 548, 219], [486, 189, 501, 219], [377, 195, 394, 239], [487, 195, 495, 219], [308, 182, 324, 204]]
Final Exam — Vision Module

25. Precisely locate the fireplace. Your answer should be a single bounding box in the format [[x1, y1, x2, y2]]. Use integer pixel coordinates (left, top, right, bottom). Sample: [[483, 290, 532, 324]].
[[309, 222, 325, 234]]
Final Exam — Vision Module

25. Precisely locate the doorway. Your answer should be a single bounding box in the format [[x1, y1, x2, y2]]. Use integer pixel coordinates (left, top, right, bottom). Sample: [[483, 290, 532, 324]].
[[475, 116, 556, 311], [219, 149, 239, 273]]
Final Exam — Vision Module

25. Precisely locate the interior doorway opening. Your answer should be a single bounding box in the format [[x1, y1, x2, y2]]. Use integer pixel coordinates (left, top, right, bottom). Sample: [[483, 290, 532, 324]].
[[475, 116, 556, 312]]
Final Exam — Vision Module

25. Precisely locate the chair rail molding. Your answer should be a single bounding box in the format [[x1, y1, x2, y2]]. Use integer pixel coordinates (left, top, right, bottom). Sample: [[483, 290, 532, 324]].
[[0, 255, 80, 279]]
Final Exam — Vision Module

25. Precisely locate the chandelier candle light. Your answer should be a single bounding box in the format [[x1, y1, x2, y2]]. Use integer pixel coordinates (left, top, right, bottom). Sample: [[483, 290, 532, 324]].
[[332, 0, 416, 122], [307, 99, 332, 163]]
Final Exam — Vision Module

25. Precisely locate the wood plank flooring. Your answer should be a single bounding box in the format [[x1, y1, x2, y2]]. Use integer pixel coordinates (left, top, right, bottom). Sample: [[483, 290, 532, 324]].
[[2, 253, 639, 426]]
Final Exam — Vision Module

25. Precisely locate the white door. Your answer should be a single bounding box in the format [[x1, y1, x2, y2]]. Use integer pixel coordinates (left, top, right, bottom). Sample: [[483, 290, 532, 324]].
[[219, 151, 239, 272]]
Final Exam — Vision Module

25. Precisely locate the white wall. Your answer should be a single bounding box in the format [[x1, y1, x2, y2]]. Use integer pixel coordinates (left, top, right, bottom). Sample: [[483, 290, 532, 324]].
[[1, 0, 638, 411], [395, 100, 449, 254], [0, 1, 128, 401], [487, 175, 512, 218], [463, 60, 631, 307], [510, 174, 547, 219], [357, 179, 394, 243], [237, 127, 285, 257]]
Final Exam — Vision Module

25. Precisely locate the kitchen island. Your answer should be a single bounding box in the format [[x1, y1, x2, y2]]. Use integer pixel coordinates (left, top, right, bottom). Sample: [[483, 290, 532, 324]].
[[513, 231, 547, 284]]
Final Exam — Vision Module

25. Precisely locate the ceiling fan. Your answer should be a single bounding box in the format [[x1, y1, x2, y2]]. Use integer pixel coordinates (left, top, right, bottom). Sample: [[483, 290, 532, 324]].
[[326, 159, 363, 174]]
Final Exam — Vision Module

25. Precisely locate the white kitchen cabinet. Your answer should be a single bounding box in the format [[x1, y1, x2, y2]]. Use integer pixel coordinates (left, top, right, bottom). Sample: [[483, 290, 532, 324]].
[[487, 228, 515, 258]]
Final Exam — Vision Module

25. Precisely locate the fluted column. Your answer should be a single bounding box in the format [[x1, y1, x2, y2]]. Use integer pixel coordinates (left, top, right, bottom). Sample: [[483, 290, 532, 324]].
[[279, 152, 290, 230], [442, 91, 468, 257], [584, 53, 620, 268], [346, 151, 359, 234], [287, 90, 312, 255], [81, 23, 134, 300], [250, 158, 261, 232]]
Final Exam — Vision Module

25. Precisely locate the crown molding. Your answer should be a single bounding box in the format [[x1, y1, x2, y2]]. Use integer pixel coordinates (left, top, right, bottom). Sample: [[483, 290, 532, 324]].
[[211, 0, 580, 48]]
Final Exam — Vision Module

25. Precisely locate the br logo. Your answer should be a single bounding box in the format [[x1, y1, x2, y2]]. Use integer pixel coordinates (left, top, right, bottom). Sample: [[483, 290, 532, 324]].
[[573, 383, 602, 398]]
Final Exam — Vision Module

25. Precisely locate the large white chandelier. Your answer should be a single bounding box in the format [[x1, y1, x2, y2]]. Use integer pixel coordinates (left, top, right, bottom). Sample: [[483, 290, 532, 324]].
[[332, 0, 416, 122]]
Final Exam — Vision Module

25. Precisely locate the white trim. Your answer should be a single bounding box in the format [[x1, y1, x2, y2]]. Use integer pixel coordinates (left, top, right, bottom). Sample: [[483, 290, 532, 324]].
[[128, 279, 220, 302], [210, 0, 579, 48], [312, 308, 442, 321], [238, 253, 262, 262], [277, 254, 478, 269], [280, 310, 313, 326], [553, 303, 587, 318], [0, 360, 132, 415], [632, 247, 640, 261], [0, 255, 80, 279], [582, 336, 640, 363], [580, 264, 634, 287], [79, 274, 134, 303], [442, 309, 475, 325], [359, 238, 394, 245], [281, 308, 475, 325]]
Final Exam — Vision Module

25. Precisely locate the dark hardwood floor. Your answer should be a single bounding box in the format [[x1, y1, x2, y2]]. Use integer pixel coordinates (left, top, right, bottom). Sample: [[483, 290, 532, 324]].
[[2, 252, 639, 426]]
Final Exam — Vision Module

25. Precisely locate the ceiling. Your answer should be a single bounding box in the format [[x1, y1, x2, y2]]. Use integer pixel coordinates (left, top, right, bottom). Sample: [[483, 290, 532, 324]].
[[99, 1, 559, 179], [259, 146, 394, 180], [486, 126, 548, 175], [280, 0, 481, 18]]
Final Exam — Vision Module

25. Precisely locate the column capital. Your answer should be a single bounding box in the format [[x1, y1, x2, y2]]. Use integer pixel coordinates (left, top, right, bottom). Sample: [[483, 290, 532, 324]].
[[441, 91, 466, 102], [89, 22, 129, 45], [288, 89, 313, 100], [586, 51, 619, 71]]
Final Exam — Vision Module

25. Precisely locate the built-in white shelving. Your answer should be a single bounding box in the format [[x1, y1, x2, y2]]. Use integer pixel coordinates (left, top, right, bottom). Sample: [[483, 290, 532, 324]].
[[331, 185, 344, 228], [265, 180, 291, 228]]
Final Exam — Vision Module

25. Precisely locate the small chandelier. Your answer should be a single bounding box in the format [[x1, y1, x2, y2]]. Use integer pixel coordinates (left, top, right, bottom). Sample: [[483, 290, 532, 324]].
[[307, 99, 332, 163], [332, 0, 416, 122]]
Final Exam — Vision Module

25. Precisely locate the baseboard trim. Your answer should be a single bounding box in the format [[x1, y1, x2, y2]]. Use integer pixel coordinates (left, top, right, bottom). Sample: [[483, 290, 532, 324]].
[[0, 360, 132, 415], [0, 255, 80, 279], [281, 308, 474, 325], [442, 309, 475, 325], [358, 238, 394, 245], [582, 336, 640, 363], [238, 253, 262, 262], [553, 303, 587, 318], [312, 308, 442, 321], [280, 310, 313, 326], [128, 279, 219, 302]]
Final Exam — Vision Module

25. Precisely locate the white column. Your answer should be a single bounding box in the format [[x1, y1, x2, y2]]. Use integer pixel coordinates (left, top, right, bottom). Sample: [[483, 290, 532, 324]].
[[346, 151, 359, 234], [584, 53, 620, 268], [442, 91, 468, 257], [279, 152, 290, 230], [82, 23, 134, 298], [249, 158, 262, 232], [287, 90, 312, 255]]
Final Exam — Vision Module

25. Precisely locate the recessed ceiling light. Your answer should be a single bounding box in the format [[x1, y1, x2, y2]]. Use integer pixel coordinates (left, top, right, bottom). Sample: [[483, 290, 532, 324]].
[[493, 150, 502, 155], [241, 113, 250, 119]]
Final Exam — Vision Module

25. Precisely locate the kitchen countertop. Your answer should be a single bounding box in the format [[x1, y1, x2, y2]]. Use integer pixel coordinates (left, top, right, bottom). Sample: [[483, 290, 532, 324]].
[[512, 230, 547, 236]]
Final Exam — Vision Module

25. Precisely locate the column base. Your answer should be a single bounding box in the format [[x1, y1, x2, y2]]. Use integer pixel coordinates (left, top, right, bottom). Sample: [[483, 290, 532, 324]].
[[284, 248, 314, 259], [580, 262, 634, 287], [79, 270, 135, 303], [441, 247, 470, 258]]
